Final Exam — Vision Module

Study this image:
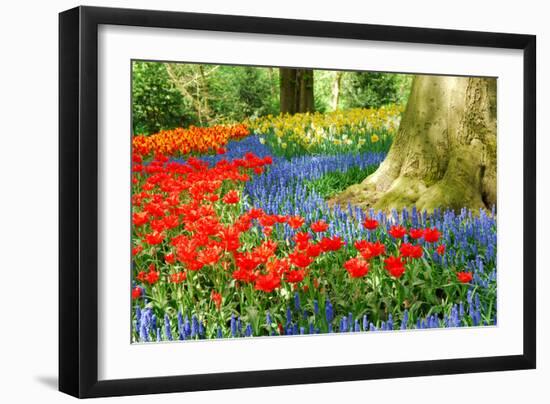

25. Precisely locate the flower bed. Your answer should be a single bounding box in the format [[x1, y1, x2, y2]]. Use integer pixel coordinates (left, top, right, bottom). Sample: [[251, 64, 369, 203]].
[[132, 123, 250, 157], [245, 105, 403, 157], [131, 128, 496, 342]]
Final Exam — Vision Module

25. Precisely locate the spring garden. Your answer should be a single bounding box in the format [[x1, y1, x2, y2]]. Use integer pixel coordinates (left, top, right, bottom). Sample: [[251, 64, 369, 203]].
[[131, 62, 497, 342]]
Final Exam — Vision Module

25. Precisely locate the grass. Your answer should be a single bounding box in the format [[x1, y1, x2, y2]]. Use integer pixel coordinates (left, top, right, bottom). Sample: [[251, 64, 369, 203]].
[[304, 164, 378, 199]]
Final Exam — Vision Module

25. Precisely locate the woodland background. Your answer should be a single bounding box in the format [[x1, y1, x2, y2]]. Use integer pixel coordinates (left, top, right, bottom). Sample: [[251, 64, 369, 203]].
[[132, 61, 411, 134]]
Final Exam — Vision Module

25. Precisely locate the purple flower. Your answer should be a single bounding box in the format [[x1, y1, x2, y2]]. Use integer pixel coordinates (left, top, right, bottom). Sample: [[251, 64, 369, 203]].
[[164, 314, 173, 341], [325, 299, 333, 323]]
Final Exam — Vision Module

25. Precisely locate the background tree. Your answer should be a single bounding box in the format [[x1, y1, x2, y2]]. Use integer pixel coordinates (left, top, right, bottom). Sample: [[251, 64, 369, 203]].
[[209, 66, 277, 122], [340, 72, 412, 109], [330, 71, 343, 111], [132, 62, 186, 135], [331, 75, 496, 212], [279, 68, 315, 114], [165, 63, 218, 125], [314, 70, 411, 112]]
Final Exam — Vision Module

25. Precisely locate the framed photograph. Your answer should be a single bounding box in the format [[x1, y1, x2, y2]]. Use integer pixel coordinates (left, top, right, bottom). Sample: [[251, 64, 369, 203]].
[[59, 6, 536, 398]]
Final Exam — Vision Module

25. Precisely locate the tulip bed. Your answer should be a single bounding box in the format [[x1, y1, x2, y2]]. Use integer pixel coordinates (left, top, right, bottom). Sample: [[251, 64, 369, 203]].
[[131, 116, 497, 343]]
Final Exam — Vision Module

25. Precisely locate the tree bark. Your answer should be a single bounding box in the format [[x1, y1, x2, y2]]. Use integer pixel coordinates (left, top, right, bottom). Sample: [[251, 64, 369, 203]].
[[280, 68, 315, 114], [331, 71, 343, 111], [298, 69, 315, 113], [197, 65, 213, 125], [330, 75, 497, 213], [280, 68, 297, 114]]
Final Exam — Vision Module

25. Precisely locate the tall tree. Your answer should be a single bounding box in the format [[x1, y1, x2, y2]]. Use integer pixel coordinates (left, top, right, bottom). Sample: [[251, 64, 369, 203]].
[[279, 68, 315, 114], [341, 72, 406, 109], [298, 69, 314, 113], [331, 75, 497, 212], [330, 71, 343, 111], [165, 63, 219, 125], [280, 68, 297, 114], [131, 62, 186, 135]]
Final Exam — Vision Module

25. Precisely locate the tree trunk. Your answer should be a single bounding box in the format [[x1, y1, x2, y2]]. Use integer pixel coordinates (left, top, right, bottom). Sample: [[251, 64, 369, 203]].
[[280, 68, 297, 114], [331, 71, 343, 111], [298, 69, 315, 113], [330, 75, 497, 213], [198, 65, 213, 125], [280, 68, 315, 114]]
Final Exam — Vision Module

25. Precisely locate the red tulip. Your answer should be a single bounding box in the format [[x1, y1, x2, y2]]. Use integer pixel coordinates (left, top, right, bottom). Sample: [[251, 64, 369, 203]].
[[170, 272, 187, 284], [311, 220, 329, 233], [254, 272, 281, 292], [145, 270, 160, 284], [408, 228, 424, 240], [319, 236, 344, 252], [400, 243, 423, 259], [389, 225, 407, 239], [289, 251, 313, 268], [222, 190, 240, 204], [424, 227, 441, 243], [132, 212, 149, 227], [165, 252, 176, 265], [211, 290, 222, 309], [131, 286, 142, 300], [144, 231, 164, 245], [344, 258, 369, 278], [363, 218, 379, 230], [384, 256, 406, 278], [285, 269, 306, 283], [457, 271, 473, 284], [294, 232, 311, 250], [287, 215, 305, 229]]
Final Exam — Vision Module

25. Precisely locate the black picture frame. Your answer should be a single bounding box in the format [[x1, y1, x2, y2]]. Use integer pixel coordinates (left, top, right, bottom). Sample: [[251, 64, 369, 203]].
[[59, 5, 536, 398]]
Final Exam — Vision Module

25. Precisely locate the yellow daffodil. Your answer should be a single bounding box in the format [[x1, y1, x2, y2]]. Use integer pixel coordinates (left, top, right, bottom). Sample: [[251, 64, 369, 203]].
[[246, 104, 403, 154]]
